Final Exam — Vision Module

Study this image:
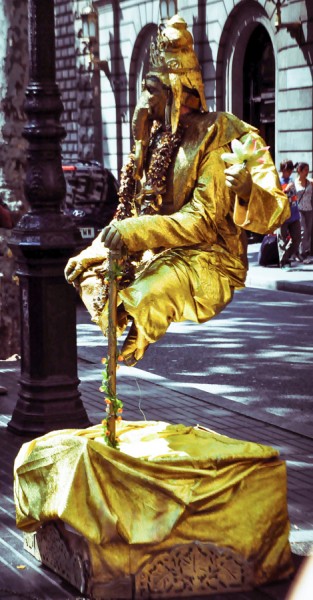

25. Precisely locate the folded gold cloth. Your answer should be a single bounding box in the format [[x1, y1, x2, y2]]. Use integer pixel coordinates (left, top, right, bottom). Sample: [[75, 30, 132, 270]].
[[14, 421, 293, 592]]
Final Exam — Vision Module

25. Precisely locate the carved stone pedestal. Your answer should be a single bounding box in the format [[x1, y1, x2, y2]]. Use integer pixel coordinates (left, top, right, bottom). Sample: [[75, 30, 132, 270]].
[[17, 422, 294, 600], [25, 521, 254, 599]]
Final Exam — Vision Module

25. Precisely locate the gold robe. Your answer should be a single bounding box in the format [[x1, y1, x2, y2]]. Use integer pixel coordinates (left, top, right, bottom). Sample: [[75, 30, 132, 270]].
[[73, 111, 289, 343]]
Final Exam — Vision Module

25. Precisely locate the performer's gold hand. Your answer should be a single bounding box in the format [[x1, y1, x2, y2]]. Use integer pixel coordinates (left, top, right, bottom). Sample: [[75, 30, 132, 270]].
[[101, 225, 125, 251], [64, 257, 85, 283], [225, 164, 252, 200]]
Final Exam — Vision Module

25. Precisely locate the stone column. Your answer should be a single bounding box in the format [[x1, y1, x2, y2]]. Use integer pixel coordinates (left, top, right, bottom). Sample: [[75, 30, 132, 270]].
[[8, 0, 90, 435]]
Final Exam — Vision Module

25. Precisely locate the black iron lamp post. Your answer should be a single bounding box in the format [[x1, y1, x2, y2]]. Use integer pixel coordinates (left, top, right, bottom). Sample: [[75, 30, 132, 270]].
[[8, 0, 90, 434]]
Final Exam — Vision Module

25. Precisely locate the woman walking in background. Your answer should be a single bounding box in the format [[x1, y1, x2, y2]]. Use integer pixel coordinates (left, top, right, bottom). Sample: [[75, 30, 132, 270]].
[[295, 162, 313, 261]]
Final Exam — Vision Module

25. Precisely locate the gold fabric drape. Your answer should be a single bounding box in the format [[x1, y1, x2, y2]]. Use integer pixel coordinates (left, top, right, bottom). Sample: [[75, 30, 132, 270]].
[[14, 421, 293, 587]]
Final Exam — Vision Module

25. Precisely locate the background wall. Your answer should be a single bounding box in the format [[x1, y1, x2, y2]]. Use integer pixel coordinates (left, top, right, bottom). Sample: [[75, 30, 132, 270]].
[[63, 0, 310, 177], [0, 1, 312, 193], [0, 0, 28, 209]]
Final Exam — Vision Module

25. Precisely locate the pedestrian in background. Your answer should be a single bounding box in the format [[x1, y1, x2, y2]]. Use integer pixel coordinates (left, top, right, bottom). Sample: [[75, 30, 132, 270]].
[[277, 159, 301, 267], [295, 162, 313, 262]]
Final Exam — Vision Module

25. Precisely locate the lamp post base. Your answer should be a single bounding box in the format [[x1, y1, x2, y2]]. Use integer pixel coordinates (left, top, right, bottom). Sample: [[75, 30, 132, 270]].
[[8, 213, 91, 435], [7, 375, 91, 436]]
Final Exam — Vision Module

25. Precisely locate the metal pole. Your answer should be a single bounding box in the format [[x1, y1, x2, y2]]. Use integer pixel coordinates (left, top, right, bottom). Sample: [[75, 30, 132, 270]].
[[8, 0, 90, 434]]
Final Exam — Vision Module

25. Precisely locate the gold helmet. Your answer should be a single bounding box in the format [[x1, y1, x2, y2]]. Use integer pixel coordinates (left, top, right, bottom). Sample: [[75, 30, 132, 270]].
[[148, 15, 208, 132]]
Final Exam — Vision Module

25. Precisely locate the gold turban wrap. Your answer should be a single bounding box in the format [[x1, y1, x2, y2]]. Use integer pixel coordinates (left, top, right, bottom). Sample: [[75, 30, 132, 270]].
[[148, 14, 208, 132]]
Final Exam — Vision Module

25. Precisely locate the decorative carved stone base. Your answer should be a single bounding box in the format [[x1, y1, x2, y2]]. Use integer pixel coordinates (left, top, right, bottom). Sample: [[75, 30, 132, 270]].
[[24, 521, 254, 599], [135, 542, 253, 598], [24, 522, 89, 595], [18, 423, 293, 598]]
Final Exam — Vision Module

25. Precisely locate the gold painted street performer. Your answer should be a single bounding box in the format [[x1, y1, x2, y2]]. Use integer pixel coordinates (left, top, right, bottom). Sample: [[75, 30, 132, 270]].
[[65, 15, 289, 366], [14, 18, 294, 594]]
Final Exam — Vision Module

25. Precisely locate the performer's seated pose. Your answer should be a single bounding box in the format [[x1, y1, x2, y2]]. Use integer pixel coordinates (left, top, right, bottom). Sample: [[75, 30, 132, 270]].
[[15, 19, 294, 594], [65, 15, 289, 366]]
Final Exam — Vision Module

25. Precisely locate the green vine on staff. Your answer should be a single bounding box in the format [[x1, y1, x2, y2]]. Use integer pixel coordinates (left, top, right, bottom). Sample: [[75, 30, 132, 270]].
[[99, 250, 124, 449]]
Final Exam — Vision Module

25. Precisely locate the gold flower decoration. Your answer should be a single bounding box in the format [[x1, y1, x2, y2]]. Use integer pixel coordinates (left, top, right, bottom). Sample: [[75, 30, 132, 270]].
[[221, 135, 269, 168]]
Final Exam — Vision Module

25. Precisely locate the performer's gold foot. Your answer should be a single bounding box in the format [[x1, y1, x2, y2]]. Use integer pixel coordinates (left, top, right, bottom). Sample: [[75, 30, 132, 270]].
[[121, 320, 150, 366], [117, 303, 129, 330]]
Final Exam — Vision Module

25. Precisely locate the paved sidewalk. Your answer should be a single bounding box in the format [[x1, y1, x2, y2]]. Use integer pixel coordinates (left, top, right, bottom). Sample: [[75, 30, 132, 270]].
[[1, 334, 312, 599], [246, 244, 313, 295]]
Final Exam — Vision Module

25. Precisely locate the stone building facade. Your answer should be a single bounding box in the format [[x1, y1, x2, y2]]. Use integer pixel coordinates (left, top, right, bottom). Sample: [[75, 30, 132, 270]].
[[0, 1, 312, 201], [0, 1, 28, 358], [0, 0, 28, 208], [54, 0, 107, 169], [54, 0, 313, 178]]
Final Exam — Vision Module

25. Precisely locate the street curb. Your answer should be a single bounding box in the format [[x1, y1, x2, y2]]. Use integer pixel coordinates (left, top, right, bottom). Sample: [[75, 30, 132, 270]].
[[276, 281, 313, 295], [247, 245, 313, 296]]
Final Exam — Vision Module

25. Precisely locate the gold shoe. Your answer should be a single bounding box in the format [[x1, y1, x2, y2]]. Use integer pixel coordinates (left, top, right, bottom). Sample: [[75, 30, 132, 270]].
[[121, 320, 150, 366], [117, 303, 129, 330]]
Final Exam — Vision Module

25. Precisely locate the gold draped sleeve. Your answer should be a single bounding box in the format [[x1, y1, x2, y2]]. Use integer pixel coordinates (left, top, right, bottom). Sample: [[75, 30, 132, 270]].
[[113, 120, 289, 253], [232, 132, 290, 233], [67, 112, 288, 278], [66, 112, 290, 337], [114, 149, 231, 253]]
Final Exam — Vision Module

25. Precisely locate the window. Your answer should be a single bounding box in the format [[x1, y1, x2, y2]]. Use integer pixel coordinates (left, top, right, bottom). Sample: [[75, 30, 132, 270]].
[[160, 0, 177, 22]]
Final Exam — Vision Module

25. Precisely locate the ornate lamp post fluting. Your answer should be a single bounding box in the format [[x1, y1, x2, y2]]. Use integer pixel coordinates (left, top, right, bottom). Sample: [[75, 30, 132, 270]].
[[8, 0, 90, 434]]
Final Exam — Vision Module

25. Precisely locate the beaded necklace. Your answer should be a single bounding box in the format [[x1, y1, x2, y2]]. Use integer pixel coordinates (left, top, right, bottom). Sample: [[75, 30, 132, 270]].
[[92, 120, 184, 316]]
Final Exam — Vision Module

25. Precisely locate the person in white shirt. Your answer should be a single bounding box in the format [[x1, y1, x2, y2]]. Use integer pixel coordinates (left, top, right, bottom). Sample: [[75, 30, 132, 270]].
[[295, 162, 313, 260]]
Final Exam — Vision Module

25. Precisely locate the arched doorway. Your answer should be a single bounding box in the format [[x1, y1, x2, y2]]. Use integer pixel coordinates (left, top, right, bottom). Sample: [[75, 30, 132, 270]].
[[243, 25, 275, 157], [129, 24, 158, 142], [216, 2, 277, 159]]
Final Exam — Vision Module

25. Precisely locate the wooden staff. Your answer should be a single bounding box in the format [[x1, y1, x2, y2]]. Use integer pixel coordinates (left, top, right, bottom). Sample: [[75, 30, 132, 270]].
[[107, 249, 120, 446]]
